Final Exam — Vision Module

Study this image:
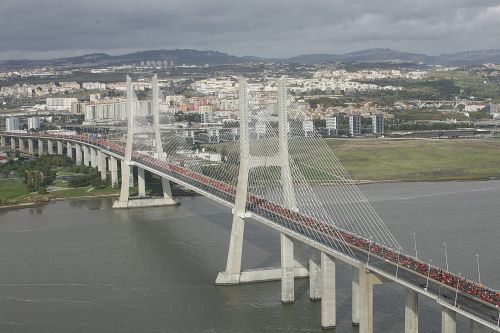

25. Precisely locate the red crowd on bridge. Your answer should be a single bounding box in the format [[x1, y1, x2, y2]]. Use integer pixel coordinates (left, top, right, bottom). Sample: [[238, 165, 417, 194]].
[[3, 131, 500, 309]]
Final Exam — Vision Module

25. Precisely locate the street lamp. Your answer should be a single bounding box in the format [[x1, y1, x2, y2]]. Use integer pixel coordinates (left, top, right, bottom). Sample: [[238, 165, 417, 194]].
[[443, 242, 449, 271], [454, 273, 461, 307], [475, 254, 481, 285], [425, 259, 432, 291], [413, 232, 418, 259]]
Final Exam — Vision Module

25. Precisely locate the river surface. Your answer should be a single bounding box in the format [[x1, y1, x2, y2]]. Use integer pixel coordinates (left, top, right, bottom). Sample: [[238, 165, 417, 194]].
[[0, 181, 499, 332]]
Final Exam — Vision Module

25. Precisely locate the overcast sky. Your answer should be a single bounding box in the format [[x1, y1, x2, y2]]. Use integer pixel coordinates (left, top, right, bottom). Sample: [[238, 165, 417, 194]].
[[1, 0, 499, 60]]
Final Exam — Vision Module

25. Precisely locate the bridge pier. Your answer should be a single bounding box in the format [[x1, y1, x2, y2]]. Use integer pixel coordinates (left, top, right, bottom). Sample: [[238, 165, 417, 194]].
[[90, 148, 97, 168], [75, 143, 82, 165], [0, 136, 5, 147], [281, 233, 295, 303], [309, 250, 321, 301], [442, 307, 457, 333], [321, 252, 336, 329], [19, 138, 25, 152], [470, 319, 479, 333], [138, 167, 146, 197], [66, 142, 72, 159], [359, 264, 384, 333], [352, 266, 360, 326], [110, 156, 118, 187], [28, 139, 33, 154], [47, 140, 53, 154], [121, 160, 133, 187], [83, 145, 90, 166], [11, 137, 16, 150], [405, 288, 419, 333], [38, 139, 44, 155], [97, 151, 106, 181], [57, 141, 63, 155]]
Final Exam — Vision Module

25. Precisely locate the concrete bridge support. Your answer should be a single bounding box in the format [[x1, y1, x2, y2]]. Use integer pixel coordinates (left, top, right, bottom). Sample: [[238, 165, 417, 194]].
[[11, 137, 16, 150], [470, 319, 479, 333], [137, 167, 146, 197], [83, 146, 90, 166], [352, 267, 360, 326], [75, 144, 82, 165], [442, 307, 457, 333], [405, 289, 419, 333], [281, 233, 295, 303], [90, 148, 97, 168], [66, 142, 72, 159], [28, 139, 34, 154], [321, 253, 336, 329], [19, 138, 25, 152], [47, 140, 53, 154], [38, 139, 44, 155], [309, 250, 321, 301], [121, 160, 134, 187], [57, 141, 63, 155], [97, 151, 106, 181], [0, 136, 5, 147], [110, 156, 118, 187], [358, 264, 385, 333]]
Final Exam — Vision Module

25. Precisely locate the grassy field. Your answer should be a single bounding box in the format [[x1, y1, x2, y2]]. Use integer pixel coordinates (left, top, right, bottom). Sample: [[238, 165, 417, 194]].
[[0, 178, 30, 199], [328, 138, 500, 182]]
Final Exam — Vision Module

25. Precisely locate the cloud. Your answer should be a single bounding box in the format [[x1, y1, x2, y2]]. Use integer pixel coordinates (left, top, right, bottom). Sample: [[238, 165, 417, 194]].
[[0, 0, 499, 60]]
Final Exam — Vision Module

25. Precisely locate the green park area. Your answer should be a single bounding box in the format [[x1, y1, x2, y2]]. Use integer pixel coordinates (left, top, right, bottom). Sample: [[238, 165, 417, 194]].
[[328, 138, 500, 182], [0, 154, 121, 207]]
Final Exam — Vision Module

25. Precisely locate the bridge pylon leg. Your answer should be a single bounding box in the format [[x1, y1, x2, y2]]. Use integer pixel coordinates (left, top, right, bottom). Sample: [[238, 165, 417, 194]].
[[321, 252, 336, 329], [441, 307, 457, 333], [405, 288, 419, 333]]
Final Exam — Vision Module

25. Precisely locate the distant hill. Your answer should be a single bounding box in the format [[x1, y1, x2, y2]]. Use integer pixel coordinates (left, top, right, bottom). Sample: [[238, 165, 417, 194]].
[[1, 48, 500, 70]]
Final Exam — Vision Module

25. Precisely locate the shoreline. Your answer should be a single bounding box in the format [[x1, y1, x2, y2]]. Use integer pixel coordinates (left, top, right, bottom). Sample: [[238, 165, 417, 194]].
[[1, 177, 498, 212]]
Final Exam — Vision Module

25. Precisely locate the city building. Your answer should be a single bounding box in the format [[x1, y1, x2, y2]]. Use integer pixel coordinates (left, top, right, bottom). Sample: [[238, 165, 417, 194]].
[[349, 115, 361, 136], [372, 114, 384, 135], [28, 117, 41, 130], [325, 115, 337, 135], [5, 117, 20, 131], [46, 97, 78, 111]]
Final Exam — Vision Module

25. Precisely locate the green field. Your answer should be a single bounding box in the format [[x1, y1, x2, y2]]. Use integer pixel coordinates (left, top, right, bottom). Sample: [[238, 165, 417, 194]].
[[328, 138, 500, 181], [0, 178, 30, 199]]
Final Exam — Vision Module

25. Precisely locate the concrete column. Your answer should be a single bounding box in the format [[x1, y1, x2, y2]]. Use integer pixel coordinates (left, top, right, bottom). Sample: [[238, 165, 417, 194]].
[[0, 136, 5, 146], [405, 289, 419, 333], [18, 138, 25, 151], [38, 139, 44, 155], [121, 160, 134, 187], [352, 267, 360, 326], [75, 144, 82, 165], [57, 141, 63, 155], [138, 167, 146, 197], [90, 148, 97, 168], [66, 142, 72, 159], [110, 156, 118, 187], [441, 307, 457, 333], [97, 151, 106, 180], [281, 233, 295, 303], [47, 140, 53, 154], [321, 253, 336, 329], [358, 264, 384, 333], [309, 250, 321, 301], [28, 139, 34, 154], [10, 137, 16, 150], [83, 146, 90, 166]]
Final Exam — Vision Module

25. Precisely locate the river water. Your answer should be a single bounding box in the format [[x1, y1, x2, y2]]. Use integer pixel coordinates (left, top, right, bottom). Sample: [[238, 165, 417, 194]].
[[0, 181, 499, 332]]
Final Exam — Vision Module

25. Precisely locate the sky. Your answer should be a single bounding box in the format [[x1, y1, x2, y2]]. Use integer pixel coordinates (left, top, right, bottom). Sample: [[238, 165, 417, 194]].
[[1, 0, 499, 60]]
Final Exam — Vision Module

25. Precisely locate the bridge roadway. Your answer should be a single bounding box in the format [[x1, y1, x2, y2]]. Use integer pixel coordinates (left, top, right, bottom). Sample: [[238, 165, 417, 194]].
[[2, 132, 500, 331]]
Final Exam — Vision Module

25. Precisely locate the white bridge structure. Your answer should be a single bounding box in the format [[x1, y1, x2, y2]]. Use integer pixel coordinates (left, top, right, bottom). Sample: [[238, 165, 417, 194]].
[[1, 76, 499, 333]]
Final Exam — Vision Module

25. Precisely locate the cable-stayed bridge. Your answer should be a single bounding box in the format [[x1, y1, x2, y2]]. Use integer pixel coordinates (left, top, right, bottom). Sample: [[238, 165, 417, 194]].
[[1, 76, 499, 333]]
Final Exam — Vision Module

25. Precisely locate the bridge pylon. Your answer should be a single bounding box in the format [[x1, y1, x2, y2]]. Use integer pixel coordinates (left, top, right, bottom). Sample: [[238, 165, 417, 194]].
[[113, 75, 176, 208], [216, 77, 308, 293]]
